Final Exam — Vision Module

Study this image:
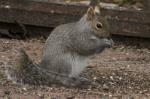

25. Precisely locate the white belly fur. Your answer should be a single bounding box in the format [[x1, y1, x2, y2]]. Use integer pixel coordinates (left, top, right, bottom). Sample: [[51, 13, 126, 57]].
[[66, 53, 88, 78]]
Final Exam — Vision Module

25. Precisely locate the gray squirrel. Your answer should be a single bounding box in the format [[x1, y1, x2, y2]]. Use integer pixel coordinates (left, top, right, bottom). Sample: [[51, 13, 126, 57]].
[[7, 6, 113, 87]]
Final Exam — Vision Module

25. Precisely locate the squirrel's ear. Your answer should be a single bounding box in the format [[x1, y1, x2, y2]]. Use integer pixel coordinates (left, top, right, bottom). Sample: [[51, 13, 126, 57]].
[[86, 7, 95, 20], [94, 5, 101, 14]]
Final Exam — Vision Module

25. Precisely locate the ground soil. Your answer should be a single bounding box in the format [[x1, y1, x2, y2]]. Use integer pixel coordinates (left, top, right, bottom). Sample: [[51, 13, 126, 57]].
[[0, 35, 150, 99]]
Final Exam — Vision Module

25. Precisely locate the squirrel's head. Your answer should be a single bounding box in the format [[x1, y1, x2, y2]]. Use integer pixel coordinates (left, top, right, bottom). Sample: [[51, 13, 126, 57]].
[[85, 6, 110, 38]]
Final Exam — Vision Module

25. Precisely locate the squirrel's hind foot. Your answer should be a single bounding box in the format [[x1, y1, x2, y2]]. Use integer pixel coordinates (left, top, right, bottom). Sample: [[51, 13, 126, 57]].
[[60, 76, 92, 88]]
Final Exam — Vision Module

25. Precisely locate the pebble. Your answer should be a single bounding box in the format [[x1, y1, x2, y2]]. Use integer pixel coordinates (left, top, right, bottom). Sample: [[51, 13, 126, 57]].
[[22, 87, 27, 91]]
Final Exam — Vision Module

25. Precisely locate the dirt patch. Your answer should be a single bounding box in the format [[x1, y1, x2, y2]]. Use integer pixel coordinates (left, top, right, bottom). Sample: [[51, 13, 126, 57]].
[[0, 36, 150, 99]]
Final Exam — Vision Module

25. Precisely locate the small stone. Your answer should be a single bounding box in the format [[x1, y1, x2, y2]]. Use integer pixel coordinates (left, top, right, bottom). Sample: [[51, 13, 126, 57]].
[[49, 87, 53, 90], [87, 88, 91, 91], [119, 77, 122, 80], [93, 77, 97, 80], [109, 94, 113, 98], [4, 5, 11, 9], [126, 53, 129, 55], [1, 56, 5, 58], [5, 41, 10, 44], [22, 87, 27, 91], [102, 76, 106, 79], [128, 86, 132, 89], [37, 93, 44, 98], [127, 65, 130, 68], [110, 76, 114, 80]]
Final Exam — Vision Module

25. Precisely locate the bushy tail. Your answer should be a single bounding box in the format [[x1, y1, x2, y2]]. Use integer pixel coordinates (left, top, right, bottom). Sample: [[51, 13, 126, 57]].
[[6, 49, 72, 86], [6, 49, 52, 85]]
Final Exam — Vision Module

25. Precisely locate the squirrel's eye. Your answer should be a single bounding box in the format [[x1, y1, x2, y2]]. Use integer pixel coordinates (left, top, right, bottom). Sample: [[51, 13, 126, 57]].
[[96, 22, 103, 29]]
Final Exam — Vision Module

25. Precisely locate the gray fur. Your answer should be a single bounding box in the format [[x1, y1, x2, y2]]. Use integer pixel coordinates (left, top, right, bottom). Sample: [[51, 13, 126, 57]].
[[8, 8, 113, 87]]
